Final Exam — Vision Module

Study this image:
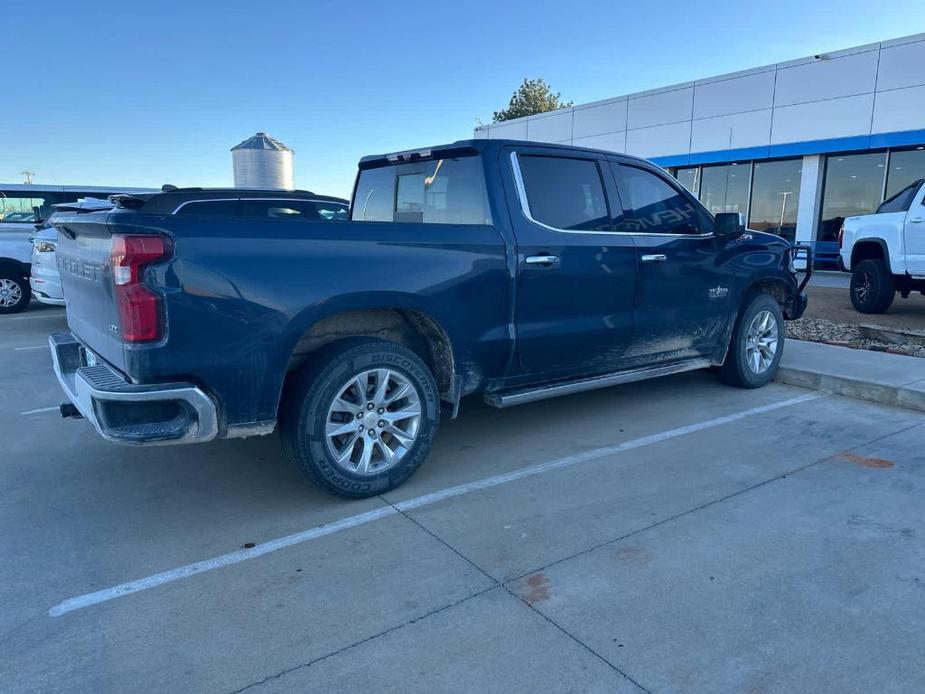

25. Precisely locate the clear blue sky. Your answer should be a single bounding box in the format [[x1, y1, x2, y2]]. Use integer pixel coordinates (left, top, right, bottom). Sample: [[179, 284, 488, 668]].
[[5, 0, 924, 198]]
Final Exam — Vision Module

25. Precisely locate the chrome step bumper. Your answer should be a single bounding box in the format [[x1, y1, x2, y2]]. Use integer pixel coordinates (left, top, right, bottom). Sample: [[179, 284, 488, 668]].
[[49, 332, 218, 445]]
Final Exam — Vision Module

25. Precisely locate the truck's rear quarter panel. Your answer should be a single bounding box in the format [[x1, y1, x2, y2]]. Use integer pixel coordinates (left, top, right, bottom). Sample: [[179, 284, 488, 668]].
[[58, 210, 510, 431]]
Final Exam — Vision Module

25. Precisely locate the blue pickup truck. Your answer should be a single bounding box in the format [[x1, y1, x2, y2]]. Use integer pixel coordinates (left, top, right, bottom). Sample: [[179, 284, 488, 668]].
[[50, 140, 809, 497]]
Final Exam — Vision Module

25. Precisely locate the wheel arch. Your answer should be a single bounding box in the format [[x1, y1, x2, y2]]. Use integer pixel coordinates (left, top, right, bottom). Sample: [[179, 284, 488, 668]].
[[0, 258, 31, 278], [281, 305, 457, 414], [850, 239, 891, 273], [713, 276, 793, 365]]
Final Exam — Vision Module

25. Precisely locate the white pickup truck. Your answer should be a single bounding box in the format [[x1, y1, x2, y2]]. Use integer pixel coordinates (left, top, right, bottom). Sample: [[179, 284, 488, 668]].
[[839, 178, 925, 313]]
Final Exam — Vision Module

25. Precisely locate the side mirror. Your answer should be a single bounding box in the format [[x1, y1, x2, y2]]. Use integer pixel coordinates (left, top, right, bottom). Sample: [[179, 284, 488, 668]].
[[714, 212, 745, 238]]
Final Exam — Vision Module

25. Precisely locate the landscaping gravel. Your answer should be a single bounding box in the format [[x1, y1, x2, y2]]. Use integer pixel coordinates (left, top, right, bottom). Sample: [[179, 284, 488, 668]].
[[787, 317, 925, 358]]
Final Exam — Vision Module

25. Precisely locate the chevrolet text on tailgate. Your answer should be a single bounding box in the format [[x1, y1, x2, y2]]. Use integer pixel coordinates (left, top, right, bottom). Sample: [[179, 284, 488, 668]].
[[50, 141, 810, 498]]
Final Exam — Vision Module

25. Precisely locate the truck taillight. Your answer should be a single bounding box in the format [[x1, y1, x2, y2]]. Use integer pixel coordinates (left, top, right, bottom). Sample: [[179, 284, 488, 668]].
[[111, 235, 171, 343], [837, 225, 845, 249]]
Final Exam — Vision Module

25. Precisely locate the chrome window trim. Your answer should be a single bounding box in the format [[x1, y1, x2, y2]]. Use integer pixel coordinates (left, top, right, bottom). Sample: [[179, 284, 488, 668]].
[[510, 151, 714, 239], [172, 197, 348, 215]]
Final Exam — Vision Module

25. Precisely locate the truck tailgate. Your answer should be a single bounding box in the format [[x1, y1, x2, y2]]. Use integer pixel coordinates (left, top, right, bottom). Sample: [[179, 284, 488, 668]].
[[54, 212, 127, 373]]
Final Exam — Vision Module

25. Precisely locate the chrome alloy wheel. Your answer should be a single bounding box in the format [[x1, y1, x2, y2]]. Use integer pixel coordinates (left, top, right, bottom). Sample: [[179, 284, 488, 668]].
[[744, 309, 779, 374], [0, 278, 23, 308], [325, 368, 422, 476]]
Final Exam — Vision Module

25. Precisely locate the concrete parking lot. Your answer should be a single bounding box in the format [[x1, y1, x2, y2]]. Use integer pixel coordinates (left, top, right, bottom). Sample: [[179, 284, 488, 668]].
[[2, 305, 924, 693]]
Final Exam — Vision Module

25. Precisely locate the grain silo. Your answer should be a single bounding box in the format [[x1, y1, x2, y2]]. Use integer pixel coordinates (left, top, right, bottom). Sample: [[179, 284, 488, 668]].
[[231, 132, 294, 189]]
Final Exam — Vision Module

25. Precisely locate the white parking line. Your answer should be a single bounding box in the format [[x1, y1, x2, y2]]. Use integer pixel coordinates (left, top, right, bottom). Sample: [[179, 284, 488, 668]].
[[14, 345, 49, 351], [48, 392, 820, 618], [21, 406, 60, 415]]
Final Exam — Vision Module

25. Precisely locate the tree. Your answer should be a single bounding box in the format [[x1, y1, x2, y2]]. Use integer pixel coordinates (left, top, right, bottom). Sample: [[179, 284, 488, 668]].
[[492, 78, 573, 123]]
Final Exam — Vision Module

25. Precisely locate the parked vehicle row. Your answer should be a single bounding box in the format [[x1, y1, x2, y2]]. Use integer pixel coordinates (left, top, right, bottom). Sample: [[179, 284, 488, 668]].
[[0, 185, 156, 313], [49, 139, 810, 498], [0, 184, 349, 313], [839, 178, 925, 313]]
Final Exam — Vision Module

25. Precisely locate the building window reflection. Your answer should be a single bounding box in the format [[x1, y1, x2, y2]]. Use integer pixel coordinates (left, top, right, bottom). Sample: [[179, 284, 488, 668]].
[[673, 167, 700, 196], [748, 159, 802, 242], [699, 163, 751, 218], [819, 152, 887, 245], [885, 147, 925, 199]]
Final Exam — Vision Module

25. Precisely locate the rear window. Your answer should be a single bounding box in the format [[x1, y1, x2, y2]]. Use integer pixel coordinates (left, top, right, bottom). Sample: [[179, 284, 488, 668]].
[[351, 156, 492, 225]]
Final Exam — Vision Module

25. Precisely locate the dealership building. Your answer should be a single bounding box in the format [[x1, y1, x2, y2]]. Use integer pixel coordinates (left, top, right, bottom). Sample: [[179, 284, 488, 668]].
[[474, 32, 925, 266]]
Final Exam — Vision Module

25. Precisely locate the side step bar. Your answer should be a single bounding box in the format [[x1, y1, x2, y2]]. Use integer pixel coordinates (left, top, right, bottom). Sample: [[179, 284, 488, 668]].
[[484, 358, 712, 408]]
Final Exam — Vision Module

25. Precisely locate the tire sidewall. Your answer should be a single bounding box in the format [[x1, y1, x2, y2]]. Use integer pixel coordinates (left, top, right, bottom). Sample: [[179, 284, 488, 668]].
[[0, 274, 30, 314], [850, 259, 893, 314], [295, 343, 439, 497], [729, 294, 784, 388]]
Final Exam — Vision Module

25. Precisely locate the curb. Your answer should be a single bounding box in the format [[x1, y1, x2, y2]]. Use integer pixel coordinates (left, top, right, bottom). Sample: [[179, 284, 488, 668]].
[[775, 367, 925, 413]]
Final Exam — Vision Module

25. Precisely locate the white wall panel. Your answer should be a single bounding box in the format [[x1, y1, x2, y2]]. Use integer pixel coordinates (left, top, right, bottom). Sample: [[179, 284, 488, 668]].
[[486, 120, 528, 140], [690, 110, 772, 152], [872, 84, 925, 133], [625, 122, 692, 158], [774, 50, 879, 106], [771, 93, 874, 143], [572, 100, 627, 138], [572, 132, 626, 152], [693, 71, 775, 119], [877, 40, 925, 91], [473, 128, 489, 139], [526, 110, 573, 142], [627, 88, 693, 129]]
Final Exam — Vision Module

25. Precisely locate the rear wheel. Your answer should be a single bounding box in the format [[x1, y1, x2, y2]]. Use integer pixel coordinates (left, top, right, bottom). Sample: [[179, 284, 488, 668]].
[[0, 273, 29, 314], [718, 293, 784, 388], [280, 340, 439, 498], [850, 258, 894, 314]]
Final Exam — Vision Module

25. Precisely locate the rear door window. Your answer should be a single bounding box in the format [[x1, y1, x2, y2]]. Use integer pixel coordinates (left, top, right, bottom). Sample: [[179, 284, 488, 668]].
[[175, 200, 239, 216], [310, 201, 348, 220], [517, 155, 611, 231], [876, 181, 922, 214], [351, 155, 492, 225], [239, 199, 321, 220], [616, 165, 703, 234]]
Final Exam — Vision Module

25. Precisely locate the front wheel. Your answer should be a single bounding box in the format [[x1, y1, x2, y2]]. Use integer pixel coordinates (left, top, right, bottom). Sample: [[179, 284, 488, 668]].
[[0, 273, 30, 314], [718, 293, 785, 388], [850, 258, 894, 314], [280, 340, 440, 498]]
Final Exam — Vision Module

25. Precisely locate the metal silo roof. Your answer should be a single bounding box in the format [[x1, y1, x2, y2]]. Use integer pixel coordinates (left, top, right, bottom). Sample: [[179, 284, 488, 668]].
[[230, 132, 294, 153]]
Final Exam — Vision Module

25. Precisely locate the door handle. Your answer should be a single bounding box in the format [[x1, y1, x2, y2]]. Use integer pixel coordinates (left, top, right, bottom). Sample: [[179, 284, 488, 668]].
[[909, 217, 924, 224], [525, 254, 560, 266], [641, 254, 667, 263]]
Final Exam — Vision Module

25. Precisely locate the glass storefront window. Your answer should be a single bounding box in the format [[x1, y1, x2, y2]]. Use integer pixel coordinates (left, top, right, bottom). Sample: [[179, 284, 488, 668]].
[[673, 167, 700, 196], [748, 159, 802, 241], [885, 148, 925, 199], [819, 152, 886, 243], [699, 163, 750, 217]]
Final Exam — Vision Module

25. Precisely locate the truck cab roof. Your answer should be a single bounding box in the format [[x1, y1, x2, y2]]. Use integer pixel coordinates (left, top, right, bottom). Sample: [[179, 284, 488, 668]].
[[359, 138, 658, 169]]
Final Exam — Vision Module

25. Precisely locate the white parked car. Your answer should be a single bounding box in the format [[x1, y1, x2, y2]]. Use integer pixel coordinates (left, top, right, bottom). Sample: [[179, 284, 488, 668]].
[[29, 199, 115, 307], [0, 185, 153, 313], [29, 222, 64, 306], [839, 178, 925, 313]]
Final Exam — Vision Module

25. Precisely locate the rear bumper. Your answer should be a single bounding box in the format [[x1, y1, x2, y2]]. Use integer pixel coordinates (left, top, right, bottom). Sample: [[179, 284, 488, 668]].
[[30, 264, 64, 305], [49, 332, 218, 445]]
